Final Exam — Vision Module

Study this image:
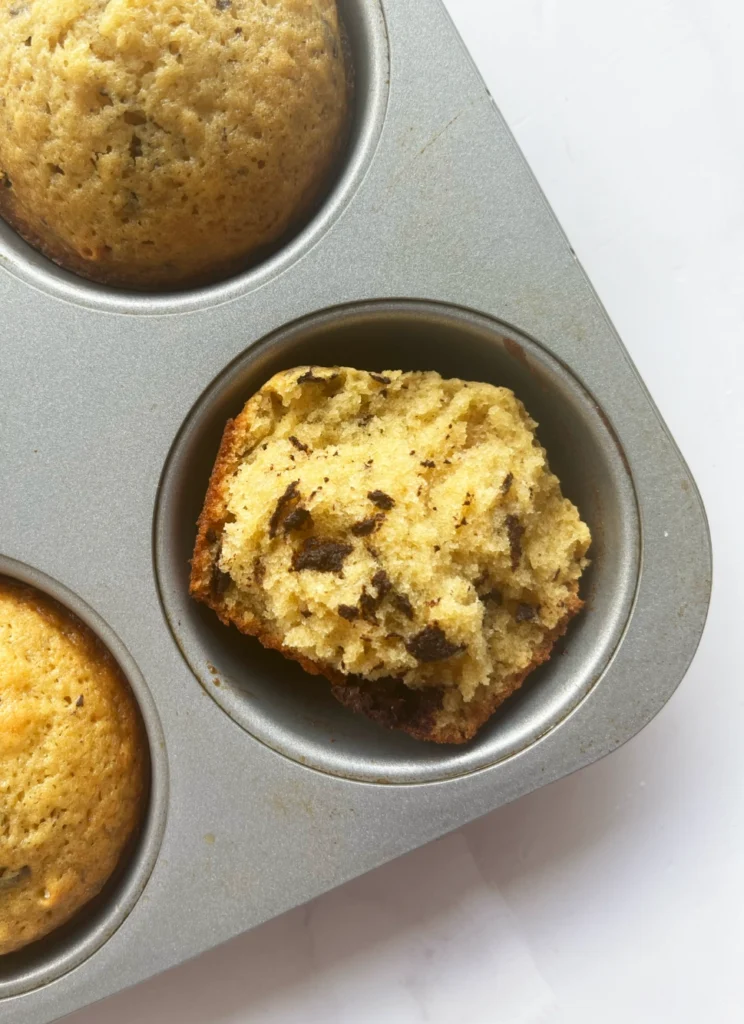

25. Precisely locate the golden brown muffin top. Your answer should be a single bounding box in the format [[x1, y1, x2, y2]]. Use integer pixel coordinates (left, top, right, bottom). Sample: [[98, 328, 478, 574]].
[[0, 579, 147, 955], [0, 0, 349, 288]]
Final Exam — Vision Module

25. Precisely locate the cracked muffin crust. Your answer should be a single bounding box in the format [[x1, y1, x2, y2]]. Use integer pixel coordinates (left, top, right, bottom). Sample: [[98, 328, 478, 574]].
[[190, 367, 592, 743], [0, 579, 147, 955], [0, 0, 350, 289]]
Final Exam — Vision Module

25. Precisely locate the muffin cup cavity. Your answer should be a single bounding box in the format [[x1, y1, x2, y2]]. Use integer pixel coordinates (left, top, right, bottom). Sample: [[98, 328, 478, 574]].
[[0, 557, 167, 1000], [0, 0, 389, 313], [154, 300, 641, 785]]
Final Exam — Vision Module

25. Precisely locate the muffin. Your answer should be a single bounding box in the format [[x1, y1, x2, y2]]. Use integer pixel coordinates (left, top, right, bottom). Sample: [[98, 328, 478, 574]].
[[190, 367, 592, 743], [0, 578, 148, 955], [0, 0, 350, 289]]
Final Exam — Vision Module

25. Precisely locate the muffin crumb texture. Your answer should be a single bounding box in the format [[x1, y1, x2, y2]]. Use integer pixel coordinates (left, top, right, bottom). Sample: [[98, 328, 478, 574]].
[[0, 0, 349, 288], [190, 367, 592, 743], [0, 580, 147, 955]]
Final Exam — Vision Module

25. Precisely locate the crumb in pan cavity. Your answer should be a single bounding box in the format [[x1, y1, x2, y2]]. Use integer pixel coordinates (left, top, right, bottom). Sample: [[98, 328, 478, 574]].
[[190, 366, 591, 743]]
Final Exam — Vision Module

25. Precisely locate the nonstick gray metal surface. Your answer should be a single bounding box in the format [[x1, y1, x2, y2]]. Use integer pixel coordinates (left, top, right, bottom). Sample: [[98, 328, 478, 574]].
[[0, 0, 711, 1020]]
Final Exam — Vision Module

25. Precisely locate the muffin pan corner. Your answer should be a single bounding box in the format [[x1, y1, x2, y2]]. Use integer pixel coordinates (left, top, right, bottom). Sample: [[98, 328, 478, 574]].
[[0, 0, 710, 1020]]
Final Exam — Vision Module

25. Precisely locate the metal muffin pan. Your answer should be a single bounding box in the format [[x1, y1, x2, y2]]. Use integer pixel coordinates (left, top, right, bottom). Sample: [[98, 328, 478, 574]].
[[0, 0, 711, 1020]]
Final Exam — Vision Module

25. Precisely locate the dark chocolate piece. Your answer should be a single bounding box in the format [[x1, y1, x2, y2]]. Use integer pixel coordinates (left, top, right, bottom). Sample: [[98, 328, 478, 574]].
[[371, 569, 392, 596], [393, 593, 414, 620], [269, 480, 299, 538], [288, 435, 310, 454], [351, 515, 383, 537], [359, 590, 379, 621], [367, 490, 395, 511], [420, 460, 436, 468], [212, 567, 231, 594], [338, 605, 360, 621], [283, 507, 313, 533], [297, 370, 339, 385], [292, 537, 352, 573], [331, 677, 443, 736], [405, 625, 464, 663], [515, 603, 537, 622], [75, 695, 84, 707], [369, 373, 391, 385], [505, 514, 525, 571], [501, 472, 514, 494]]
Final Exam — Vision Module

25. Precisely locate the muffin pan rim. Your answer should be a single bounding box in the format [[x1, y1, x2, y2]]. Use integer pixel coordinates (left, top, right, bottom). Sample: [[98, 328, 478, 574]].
[[0, 556, 169, 1000], [0, 0, 390, 316], [153, 298, 642, 784]]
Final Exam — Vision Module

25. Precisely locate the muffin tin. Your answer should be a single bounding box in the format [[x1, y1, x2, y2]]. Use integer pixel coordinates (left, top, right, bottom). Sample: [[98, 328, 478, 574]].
[[0, 0, 711, 1020]]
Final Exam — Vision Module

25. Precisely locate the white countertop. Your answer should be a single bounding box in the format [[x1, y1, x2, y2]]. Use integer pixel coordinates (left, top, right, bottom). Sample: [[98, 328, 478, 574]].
[[67, 2, 743, 1021]]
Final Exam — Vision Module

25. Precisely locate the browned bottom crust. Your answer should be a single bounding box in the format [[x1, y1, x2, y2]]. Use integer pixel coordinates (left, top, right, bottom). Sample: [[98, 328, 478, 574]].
[[0, 184, 296, 290], [189, 408, 583, 745]]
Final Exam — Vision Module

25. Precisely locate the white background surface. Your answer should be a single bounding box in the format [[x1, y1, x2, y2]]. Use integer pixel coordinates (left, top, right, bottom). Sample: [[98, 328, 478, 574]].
[[67, 1, 743, 1021]]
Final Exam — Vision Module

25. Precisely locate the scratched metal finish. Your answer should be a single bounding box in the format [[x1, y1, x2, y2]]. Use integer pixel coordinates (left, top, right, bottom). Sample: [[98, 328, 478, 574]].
[[0, 0, 710, 1020]]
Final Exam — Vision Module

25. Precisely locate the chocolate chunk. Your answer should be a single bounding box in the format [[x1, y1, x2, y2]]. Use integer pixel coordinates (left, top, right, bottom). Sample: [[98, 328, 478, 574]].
[[405, 625, 464, 663], [269, 480, 299, 538], [369, 373, 391, 385], [515, 603, 537, 622], [292, 537, 352, 573], [338, 605, 359, 621], [297, 370, 339, 385], [505, 514, 525, 571], [288, 435, 310, 454], [359, 590, 379, 621], [393, 593, 414, 620], [420, 460, 436, 468], [367, 490, 395, 511], [301, 609, 313, 618], [283, 507, 313, 533], [75, 695, 84, 707], [351, 515, 383, 537], [212, 567, 231, 595], [253, 557, 266, 585], [372, 569, 392, 597], [0, 866, 31, 891], [501, 472, 514, 494], [331, 677, 443, 736]]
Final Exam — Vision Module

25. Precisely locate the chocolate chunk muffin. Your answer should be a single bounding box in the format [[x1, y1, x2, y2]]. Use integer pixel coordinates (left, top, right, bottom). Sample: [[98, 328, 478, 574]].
[[0, 579, 147, 955], [190, 367, 592, 743], [0, 0, 350, 289]]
